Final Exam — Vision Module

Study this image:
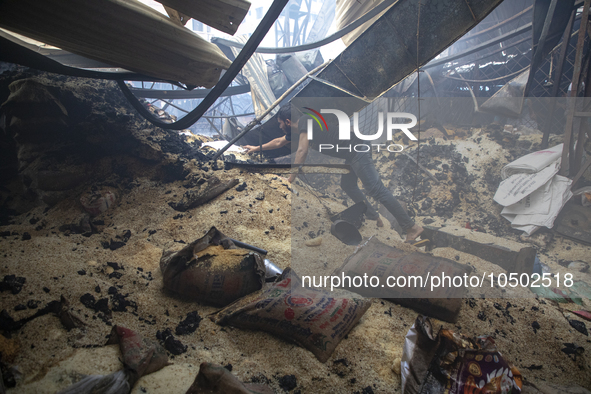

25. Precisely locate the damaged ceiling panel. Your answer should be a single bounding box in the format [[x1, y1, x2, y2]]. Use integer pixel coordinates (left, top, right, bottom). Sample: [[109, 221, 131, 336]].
[[0, 0, 250, 88], [335, 0, 394, 47], [0, 29, 116, 70], [156, 0, 251, 35], [298, 0, 505, 110]]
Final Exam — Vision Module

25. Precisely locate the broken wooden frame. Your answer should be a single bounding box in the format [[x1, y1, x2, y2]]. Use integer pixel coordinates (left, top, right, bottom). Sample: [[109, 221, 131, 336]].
[[157, 0, 250, 35], [169, 178, 239, 212]]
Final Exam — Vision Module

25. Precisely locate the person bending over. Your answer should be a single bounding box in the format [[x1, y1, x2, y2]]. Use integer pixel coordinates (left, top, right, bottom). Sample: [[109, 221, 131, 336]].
[[244, 104, 423, 243]]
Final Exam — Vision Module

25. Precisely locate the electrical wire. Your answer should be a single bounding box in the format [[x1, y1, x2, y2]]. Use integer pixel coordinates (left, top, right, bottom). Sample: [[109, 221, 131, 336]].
[[212, 0, 397, 54], [117, 0, 290, 130]]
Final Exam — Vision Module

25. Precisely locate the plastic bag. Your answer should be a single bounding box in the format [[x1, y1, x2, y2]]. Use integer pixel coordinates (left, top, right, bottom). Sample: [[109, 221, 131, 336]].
[[402, 316, 522, 394], [501, 144, 563, 179]]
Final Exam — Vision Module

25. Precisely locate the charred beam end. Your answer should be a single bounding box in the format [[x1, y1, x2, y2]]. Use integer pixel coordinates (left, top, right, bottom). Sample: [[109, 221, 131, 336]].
[[169, 178, 239, 212], [422, 226, 535, 275]]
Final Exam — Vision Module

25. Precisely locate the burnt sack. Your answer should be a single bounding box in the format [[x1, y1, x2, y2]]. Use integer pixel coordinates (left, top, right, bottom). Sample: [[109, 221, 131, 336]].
[[160, 227, 266, 306], [334, 237, 472, 322]]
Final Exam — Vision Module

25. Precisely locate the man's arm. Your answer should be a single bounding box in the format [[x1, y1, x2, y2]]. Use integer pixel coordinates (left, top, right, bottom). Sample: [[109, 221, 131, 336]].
[[288, 131, 309, 183], [244, 136, 289, 154]]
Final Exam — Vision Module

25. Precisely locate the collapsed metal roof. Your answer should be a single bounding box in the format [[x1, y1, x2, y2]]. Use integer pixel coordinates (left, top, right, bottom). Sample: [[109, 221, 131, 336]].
[[1, 0, 588, 140], [0, 0, 253, 88]]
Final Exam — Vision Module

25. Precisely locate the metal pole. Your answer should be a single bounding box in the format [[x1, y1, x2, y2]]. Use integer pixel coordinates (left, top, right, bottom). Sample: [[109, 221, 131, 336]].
[[524, 0, 559, 97], [561, 0, 591, 176], [212, 61, 330, 160], [541, 7, 576, 148]]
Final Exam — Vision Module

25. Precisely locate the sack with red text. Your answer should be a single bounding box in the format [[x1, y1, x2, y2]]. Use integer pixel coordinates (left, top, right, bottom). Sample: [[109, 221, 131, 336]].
[[210, 268, 372, 362]]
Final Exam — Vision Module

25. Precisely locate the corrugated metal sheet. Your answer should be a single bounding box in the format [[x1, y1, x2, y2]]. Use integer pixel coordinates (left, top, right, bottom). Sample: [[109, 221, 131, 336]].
[[0, 0, 246, 87], [297, 0, 505, 113]]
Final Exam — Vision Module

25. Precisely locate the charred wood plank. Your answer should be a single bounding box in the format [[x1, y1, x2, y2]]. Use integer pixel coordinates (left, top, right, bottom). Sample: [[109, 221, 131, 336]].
[[169, 178, 239, 211]]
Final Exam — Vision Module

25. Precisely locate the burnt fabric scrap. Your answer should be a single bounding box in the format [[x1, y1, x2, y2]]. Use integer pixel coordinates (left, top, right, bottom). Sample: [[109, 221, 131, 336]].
[[160, 226, 266, 306], [210, 268, 372, 363], [402, 315, 523, 394], [185, 362, 273, 394], [58, 325, 168, 394]]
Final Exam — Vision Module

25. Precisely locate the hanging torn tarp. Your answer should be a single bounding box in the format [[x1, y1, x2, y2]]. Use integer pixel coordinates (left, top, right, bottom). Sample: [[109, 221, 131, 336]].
[[336, 0, 395, 47], [479, 69, 529, 118], [223, 35, 278, 123]]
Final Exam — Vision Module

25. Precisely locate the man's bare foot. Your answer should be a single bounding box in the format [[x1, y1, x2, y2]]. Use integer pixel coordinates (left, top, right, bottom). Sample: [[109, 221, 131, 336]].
[[405, 224, 424, 243], [376, 217, 384, 227]]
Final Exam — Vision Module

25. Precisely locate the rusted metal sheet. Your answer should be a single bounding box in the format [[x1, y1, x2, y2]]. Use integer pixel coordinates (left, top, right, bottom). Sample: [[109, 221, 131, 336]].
[[296, 0, 504, 110]]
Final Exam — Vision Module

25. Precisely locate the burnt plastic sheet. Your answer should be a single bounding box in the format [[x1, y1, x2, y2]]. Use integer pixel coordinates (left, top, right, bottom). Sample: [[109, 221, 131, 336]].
[[480, 70, 529, 117], [554, 202, 591, 245]]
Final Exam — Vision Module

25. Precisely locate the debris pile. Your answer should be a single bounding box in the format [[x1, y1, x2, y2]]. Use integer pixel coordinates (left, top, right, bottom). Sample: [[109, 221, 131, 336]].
[[0, 70, 590, 393]]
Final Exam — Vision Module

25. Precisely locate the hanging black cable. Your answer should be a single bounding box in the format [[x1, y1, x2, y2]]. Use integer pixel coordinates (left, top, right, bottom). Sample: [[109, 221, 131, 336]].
[[117, 0, 290, 130], [212, 0, 397, 54]]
